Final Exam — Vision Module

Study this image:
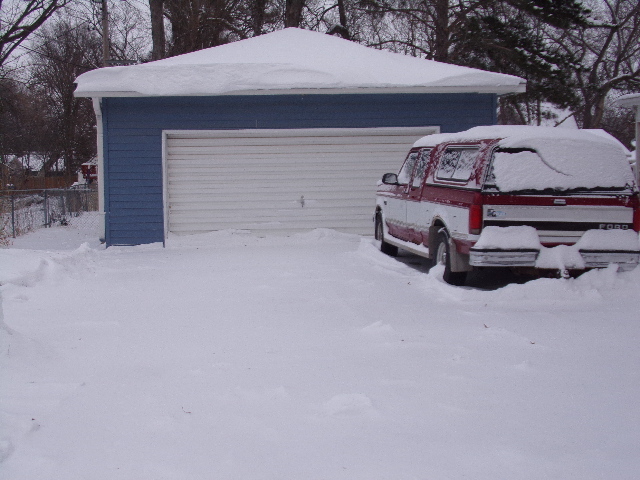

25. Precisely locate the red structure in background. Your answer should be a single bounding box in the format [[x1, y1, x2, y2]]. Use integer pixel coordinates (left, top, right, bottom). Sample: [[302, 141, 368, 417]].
[[81, 161, 98, 184]]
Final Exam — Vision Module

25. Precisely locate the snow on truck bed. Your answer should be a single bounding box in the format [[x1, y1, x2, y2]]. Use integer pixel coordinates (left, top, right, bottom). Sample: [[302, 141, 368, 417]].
[[414, 126, 636, 192]]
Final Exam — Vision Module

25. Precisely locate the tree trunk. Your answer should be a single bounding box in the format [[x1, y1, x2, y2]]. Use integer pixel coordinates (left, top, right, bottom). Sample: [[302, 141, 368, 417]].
[[337, 0, 350, 39], [285, 0, 305, 28], [581, 93, 607, 129], [433, 0, 449, 62], [251, 0, 268, 36], [150, 0, 165, 60]]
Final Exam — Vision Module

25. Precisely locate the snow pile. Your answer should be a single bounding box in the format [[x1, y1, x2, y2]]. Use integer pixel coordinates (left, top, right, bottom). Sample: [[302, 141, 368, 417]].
[[535, 244, 586, 270], [74, 28, 525, 96], [2, 225, 640, 479], [415, 126, 635, 191]]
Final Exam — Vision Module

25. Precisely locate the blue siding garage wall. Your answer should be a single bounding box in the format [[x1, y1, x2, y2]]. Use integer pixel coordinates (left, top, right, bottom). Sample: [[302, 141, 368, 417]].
[[102, 93, 498, 245]]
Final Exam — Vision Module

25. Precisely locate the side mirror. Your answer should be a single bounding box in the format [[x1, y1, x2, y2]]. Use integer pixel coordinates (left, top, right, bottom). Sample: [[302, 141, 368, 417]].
[[381, 173, 398, 185]]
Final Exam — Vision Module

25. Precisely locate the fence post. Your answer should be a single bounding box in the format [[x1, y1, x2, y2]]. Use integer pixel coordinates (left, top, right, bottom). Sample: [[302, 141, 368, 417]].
[[11, 192, 16, 238], [44, 189, 49, 227]]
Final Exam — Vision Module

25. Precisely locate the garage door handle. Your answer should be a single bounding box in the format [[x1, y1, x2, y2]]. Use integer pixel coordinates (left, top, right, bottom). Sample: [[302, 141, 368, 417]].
[[300, 195, 305, 208]]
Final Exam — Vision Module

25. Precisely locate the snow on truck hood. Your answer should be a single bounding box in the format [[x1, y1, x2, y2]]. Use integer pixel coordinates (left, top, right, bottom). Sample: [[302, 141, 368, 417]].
[[414, 126, 636, 192], [74, 28, 525, 97]]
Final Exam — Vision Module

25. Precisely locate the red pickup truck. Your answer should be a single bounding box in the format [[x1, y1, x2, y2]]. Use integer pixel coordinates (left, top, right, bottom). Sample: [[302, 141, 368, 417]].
[[374, 126, 640, 285]]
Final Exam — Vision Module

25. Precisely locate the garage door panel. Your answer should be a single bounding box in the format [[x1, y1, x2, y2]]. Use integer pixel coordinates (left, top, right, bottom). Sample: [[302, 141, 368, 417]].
[[168, 151, 402, 164], [167, 136, 418, 149], [167, 168, 392, 184], [167, 145, 407, 157], [171, 216, 376, 235], [171, 204, 373, 221], [167, 177, 385, 189], [167, 145, 415, 156], [167, 153, 401, 166], [169, 200, 375, 214], [168, 192, 377, 203], [168, 127, 426, 140], [171, 217, 375, 236], [165, 127, 436, 235], [167, 163, 395, 178]]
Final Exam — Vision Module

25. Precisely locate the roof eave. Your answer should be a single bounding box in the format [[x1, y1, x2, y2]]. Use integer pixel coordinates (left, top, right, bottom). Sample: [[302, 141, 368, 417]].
[[616, 93, 640, 107], [74, 83, 527, 98]]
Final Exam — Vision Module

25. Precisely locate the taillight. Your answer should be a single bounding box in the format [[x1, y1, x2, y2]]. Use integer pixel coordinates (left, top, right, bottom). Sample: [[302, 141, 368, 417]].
[[469, 193, 483, 235]]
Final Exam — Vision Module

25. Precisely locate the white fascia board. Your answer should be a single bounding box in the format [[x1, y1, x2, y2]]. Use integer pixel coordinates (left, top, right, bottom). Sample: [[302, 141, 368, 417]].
[[74, 83, 526, 98], [91, 97, 106, 242], [616, 93, 640, 107]]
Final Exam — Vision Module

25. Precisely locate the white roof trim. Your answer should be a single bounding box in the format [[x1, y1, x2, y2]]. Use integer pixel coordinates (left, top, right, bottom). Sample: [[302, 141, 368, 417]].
[[75, 84, 526, 98], [616, 93, 640, 107]]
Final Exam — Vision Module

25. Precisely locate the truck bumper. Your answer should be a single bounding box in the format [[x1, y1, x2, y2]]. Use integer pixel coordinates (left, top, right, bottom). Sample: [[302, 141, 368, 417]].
[[579, 250, 640, 272], [470, 248, 640, 272], [469, 249, 539, 268]]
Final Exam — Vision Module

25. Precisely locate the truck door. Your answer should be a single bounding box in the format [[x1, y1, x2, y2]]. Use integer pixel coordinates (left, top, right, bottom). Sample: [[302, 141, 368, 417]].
[[386, 151, 420, 241], [406, 148, 431, 244]]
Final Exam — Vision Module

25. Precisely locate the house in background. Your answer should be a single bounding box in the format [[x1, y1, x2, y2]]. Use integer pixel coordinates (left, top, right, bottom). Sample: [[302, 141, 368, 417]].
[[617, 93, 640, 182], [81, 159, 98, 185], [74, 28, 525, 246]]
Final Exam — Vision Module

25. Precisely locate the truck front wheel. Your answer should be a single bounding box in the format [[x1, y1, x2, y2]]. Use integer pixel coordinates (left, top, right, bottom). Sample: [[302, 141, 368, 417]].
[[375, 213, 398, 257], [435, 231, 467, 286]]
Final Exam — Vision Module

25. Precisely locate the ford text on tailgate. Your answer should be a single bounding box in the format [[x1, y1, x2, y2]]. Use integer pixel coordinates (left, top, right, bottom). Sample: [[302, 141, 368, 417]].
[[374, 126, 640, 285]]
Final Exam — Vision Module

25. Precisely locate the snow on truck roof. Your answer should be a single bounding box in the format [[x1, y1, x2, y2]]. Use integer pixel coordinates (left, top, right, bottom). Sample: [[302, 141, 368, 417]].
[[74, 28, 525, 97], [414, 126, 636, 192]]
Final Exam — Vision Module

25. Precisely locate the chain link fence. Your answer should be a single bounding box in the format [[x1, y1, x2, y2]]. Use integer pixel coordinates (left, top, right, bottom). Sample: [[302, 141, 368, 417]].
[[0, 187, 99, 242]]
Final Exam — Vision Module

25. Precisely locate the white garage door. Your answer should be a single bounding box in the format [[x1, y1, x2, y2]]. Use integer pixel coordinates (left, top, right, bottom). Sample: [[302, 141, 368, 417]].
[[164, 127, 438, 236]]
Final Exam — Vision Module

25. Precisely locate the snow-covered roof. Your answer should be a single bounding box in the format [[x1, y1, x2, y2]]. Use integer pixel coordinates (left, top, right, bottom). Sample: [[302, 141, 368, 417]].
[[74, 28, 526, 98], [414, 126, 636, 191], [616, 93, 640, 107]]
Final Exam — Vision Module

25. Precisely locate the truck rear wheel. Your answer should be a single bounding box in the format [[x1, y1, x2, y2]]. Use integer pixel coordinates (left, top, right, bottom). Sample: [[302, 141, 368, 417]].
[[375, 213, 398, 257], [435, 231, 467, 286]]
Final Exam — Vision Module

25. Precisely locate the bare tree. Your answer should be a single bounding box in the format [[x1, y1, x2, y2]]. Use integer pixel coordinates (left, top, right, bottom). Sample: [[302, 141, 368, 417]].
[[0, 0, 69, 68], [0, 75, 45, 182], [29, 19, 102, 175], [63, 0, 150, 64], [164, 0, 240, 55], [549, 0, 640, 128]]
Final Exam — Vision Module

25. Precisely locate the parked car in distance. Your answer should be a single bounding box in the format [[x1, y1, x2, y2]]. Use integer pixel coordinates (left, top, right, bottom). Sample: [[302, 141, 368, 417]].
[[374, 126, 640, 285]]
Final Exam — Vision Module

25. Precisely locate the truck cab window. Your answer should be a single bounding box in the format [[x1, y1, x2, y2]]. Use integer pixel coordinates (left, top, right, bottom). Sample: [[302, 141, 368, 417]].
[[412, 149, 431, 188], [436, 147, 479, 182], [398, 152, 419, 185]]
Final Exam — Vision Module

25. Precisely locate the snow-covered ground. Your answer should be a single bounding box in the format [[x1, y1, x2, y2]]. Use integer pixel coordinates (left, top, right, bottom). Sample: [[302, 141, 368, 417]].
[[1, 222, 639, 479]]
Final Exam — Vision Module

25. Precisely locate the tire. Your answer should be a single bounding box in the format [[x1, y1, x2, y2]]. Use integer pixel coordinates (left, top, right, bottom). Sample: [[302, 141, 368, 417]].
[[435, 231, 467, 286], [375, 213, 398, 256]]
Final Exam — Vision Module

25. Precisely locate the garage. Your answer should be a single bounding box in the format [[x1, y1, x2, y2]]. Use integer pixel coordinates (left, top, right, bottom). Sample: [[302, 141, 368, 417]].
[[165, 127, 437, 235], [74, 28, 525, 246]]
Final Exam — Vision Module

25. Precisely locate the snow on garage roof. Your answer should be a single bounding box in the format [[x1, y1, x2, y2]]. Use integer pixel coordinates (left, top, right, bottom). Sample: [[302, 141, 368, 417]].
[[74, 28, 526, 97]]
